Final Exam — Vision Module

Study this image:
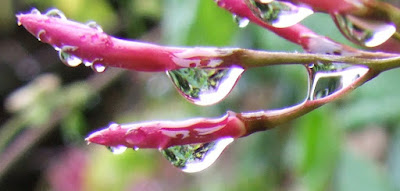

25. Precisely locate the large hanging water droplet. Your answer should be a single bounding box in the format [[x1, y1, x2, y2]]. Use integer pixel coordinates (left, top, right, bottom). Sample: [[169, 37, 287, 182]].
[[161, 137, 234, 173], [307, 63, 369, 100], [245, 0, 313, 28], [45, 9, 67, 20], [86, 21, 104, 32], [233, 15, 250, 28], [107, 145, 127, 155], [58, 46, 82, 67], [167, 67, 244, 106], [332, 14, 396, 47]]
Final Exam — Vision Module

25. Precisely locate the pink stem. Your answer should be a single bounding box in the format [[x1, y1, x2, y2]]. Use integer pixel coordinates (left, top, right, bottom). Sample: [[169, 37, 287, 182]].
[[17, 13, 235, 72], [86, 112, 246, 149], [86, 68, 379, 149]]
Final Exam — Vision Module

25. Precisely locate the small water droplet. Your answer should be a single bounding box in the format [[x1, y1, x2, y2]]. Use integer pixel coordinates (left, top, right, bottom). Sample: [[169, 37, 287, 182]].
[[167, 67, 244, 106], [333, 14, 396, 47], [58, 46, 82, 67], [107, 145, 127, 155], [59, 51, 82, 67], [83, 60, 93, 67], [108, 123, 120, 131], [45, 9, 67, 20], [92, 63, 107, 73], [86, 21, 103, 32], [30, 8, 41, 15], [307, 62, 369, 100], [133, 146, 139, 151], [233, 15, 250, 28], [161, 137, 234, 173], [36, 29, 46, 41], [245, 0, 313, 28]]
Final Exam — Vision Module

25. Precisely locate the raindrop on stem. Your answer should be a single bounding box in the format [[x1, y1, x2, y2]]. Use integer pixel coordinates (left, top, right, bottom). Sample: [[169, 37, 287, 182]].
[[245, 0, 313, 28], [332, 13, 396, 47], [86, 21, 104, 32], [45, 9, 67, 20], [107, 145, 127, 155], [167, 67, 244, 106], [58, 46, 82, 67], [161, 137, 234, 173], [92, 62, 107, 73], [233, 15, 250, 28], [307, 63, 369, 100], [30, 8, 41, 15]]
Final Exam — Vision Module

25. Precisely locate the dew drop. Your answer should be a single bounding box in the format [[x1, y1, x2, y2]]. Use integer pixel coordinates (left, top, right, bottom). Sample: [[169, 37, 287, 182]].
[[83, 60, 93, 67], [307, 62, 369, 100], [36, 29, 46, 41], [107, 145, 127, 155], [133, 146, 139, 151], [30, 8, 41, 15], [161, 137, 234, 173], [233, 15, 250, 28], [58, 46, 82, 67], [332, 13, 396, 47], [58, 51, 82, 67], [167, 67, 244, 106], [86, 21, 104, 32], [92, 63, 107, 73], [245, 0, 313, 28], [45, 9, 67, 20]]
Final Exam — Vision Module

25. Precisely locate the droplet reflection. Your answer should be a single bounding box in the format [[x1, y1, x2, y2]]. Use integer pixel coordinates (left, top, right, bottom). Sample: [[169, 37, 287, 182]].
[[167, 67, 244, 106], [307, 63, 369, 100], [245, 0, 313, 28], [333, 13, 396, 47], [161, 137, 234, 173]]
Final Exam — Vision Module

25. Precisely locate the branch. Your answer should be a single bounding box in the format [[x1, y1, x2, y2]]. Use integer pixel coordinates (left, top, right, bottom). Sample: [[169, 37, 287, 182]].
[[17, 9, 400, 149], [17, 12, 400, 72]]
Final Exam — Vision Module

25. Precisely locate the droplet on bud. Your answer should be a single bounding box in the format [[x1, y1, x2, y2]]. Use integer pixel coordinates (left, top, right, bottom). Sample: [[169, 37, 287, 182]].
[[30, 8, 41, 15], [233, 15, 250, 28], [167, 67, 244, 106], [86, 21, 104, 32], [161, 137, 234, 173], [58, 46, 82, 67], [45, 9, 67, 20], [307, 63, 369, 100], [245, 0, 313, 28], [332, 13, 396, 47], [107, 145, 127, 155], [92, 62, 107, 73]]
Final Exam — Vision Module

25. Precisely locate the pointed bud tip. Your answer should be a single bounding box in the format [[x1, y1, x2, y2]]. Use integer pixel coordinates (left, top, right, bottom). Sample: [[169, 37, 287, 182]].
[[85, 131, 107, 145]]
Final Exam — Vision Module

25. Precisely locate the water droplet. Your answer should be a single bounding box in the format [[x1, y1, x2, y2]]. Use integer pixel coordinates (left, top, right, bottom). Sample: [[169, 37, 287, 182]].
[[167, 67, 244, 106], [233, 15, 250, 28], [86, 21, 103, 32], [92, 63, 107, 73], [30, 8, 41, 15], [332, 14, 396, 47], [161, 137, 234, 173], [83, 60, 93, 67], [245, 0, 313, 28], [45, 9, 67, 20], [107, 145, 127, 155], [307, 62, 369, 100], [58, 46, 82, 67], [36, 29, 46, 41], [133, 146, 139, 151]]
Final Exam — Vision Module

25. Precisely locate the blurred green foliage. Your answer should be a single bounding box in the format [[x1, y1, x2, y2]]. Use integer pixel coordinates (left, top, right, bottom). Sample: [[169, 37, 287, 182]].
[[1, 0, 400, 191]]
